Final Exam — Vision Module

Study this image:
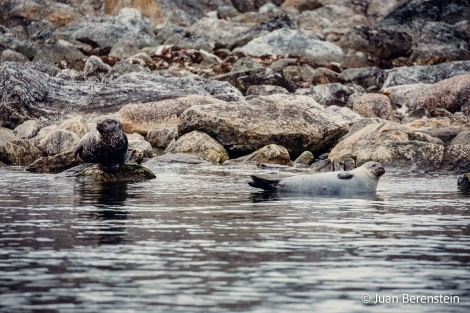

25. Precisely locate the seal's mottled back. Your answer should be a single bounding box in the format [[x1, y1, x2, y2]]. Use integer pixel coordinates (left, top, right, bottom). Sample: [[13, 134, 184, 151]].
[[249, 161, 385, 195], [74, 118, 135, 172]]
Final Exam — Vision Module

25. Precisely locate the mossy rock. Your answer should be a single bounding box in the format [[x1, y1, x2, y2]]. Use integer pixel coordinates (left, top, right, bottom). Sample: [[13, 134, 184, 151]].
[[76, 164, 156, 182]]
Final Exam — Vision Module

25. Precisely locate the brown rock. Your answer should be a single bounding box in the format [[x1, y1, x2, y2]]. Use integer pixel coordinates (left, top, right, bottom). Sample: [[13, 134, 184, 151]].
[[353, 93, 397, 121], [117, 95, 221, 135], [165, 131, 229, 165], [58, 116, 90, 138], [308, 67, 340, 85], [281, 0, 322, 12], [0, 49, 28, 63], [127, 133, 153, 158], [233, 144, 292, 166], [25, 150, 81, 173], [75, 163, 156, 183], [39, 129, 80, 156], [0, 139, 44, 165], [328, 120, 462, 170], [146, 126, 178, 149], [104, 0, 162, 22], [411, 74, 470, 114]]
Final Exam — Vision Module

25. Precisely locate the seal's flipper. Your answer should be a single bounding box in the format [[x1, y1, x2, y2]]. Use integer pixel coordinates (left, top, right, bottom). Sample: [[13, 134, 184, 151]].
[[73, 144, 82, 161], [338, 171, 353, 179], [249, 175, 280, 191], [125, 149, 136, 163]]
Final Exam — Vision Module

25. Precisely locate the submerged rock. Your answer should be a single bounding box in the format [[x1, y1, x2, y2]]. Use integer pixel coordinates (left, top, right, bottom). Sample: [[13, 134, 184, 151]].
[[73, 163, 156, 182], [148, 153, 209, 165]]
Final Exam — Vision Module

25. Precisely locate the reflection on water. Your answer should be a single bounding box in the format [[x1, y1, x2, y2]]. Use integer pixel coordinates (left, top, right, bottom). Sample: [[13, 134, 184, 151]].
[[0, 164, 469, 313], [74, 182, 130, 245]]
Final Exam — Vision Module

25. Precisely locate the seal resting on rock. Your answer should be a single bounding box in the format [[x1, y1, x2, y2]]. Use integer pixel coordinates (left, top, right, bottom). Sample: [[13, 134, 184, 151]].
[[74, 118, 135, 173], [249, 161, 385, 194]]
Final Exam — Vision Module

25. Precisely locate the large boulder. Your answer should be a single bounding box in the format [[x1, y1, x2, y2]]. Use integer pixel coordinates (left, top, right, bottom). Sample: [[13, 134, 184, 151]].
[[339, 26, 412, 60], [375, 0, 470, 64], [178, 94, 358, 158], [55, 8, 156, 50], [382, 61, 470, 89], [221, 14, 297, 50], [409, 74, 470, 115], [329, 119, 470, 171], [0, 127, 44, 165], [165, 131, 229, 165], [235, 28, 344, 66], [0, 62, 242, 128], [118, 95, 223, 135], [146, 126, 178, 149]]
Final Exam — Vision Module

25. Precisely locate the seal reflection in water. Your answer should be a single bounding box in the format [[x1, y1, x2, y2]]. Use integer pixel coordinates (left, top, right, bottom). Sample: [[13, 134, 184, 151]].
[[249, 161, 385, 195], [74, 118, 135, 172]]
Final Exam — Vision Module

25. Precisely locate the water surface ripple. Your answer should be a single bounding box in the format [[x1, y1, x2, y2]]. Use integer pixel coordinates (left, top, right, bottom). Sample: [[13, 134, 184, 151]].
[[0, 164, 469, 313]]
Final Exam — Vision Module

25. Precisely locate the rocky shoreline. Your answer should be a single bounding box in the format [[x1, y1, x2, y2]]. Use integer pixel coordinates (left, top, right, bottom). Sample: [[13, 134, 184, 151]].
[[1, 0, 470, 180]]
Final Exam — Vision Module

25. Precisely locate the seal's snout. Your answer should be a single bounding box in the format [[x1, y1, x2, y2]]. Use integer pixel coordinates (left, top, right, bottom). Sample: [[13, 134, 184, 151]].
[[375, 166, 385, 177], [96, 120, 107, 133]]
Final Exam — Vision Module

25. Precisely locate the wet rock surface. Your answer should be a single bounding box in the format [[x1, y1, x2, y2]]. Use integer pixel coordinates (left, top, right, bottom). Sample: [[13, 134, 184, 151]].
[[72, 163, 156, 183]]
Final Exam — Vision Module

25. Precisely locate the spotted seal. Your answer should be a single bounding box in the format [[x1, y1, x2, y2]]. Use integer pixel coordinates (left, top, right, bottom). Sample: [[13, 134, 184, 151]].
[[74, 118, 135, 172], [249, 161, 385, 194]]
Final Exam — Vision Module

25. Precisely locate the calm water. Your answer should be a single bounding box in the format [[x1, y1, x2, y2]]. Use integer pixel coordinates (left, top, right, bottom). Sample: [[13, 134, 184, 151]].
[[0, 162, 469, 313]]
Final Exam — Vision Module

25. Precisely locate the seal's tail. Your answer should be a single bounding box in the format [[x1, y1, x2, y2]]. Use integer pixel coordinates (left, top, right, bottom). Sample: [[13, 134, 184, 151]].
[[248, 175, 280, 191]]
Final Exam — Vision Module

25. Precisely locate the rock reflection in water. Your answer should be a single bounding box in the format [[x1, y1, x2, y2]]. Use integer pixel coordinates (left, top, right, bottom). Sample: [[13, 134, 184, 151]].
[[74, 181, 130, 245]]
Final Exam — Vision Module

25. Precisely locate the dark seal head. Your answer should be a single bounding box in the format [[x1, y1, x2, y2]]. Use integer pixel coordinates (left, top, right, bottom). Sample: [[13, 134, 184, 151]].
[[74, 118, 135, 172]]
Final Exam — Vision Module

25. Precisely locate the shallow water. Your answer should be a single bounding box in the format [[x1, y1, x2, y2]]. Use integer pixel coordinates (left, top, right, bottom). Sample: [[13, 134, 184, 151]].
[[0, 162, 469, 313]]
